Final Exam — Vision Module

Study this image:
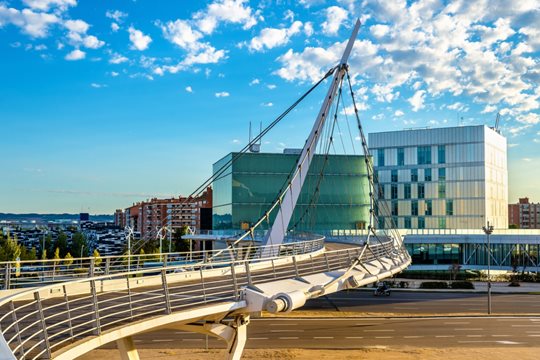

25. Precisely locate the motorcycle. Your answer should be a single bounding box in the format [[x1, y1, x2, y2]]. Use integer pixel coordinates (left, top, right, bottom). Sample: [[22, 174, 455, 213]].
[[373, 286, 391, 296]]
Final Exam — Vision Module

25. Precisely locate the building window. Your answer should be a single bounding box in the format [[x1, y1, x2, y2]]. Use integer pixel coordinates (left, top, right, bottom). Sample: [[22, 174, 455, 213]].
[[378, 185, 385, 199], [438, 183, 446, 199], [411, 168, 418, 182], [418, 216, 425, 229], [378, 216, 385, 229], [438, 145, 446, 164], [439, 217, 446, 229], [446, 200, 453, 216], [391, 184, 398, 199], [438, 167, 446, 181], [412, 200, 418, 216], [424, 168, 432, 181], [391, 169, 398, 182], [418, 183, 425, 199], [425, 199, 432, 216], [397, 147, 405, 166], [417, 146, 431, 165], [404, 184, 411, 199], [378, 149, 385, 166], [404, 217, 411, 229], [392, 201, 398, 216]]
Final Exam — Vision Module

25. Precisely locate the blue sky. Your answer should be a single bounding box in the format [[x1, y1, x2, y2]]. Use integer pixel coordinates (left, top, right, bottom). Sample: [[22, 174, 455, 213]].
[[1, 0, 539, 214]]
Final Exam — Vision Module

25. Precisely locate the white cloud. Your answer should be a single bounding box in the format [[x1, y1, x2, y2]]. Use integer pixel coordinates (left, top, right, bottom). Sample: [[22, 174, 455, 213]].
[[372, 113, 385, 121], [215, 91, 230, 97], [111, 22, 119, 32], [523, 158, 532, 162], [249, 78, 260, 86], [111, 71, 119, 77], [408, 90, 426, 112], [82, 35, 104, 49], [304, 22, 314, 37], [22, 0, 76, 12], [185, 86, 193, 93], [248, 21, 302, 52], [160, 19, 203, 50], [109, 52, 128, 64], [193, 0, 259, 35], [105, 10, 127, 22], [481, 105, 497, 113], [128, 26, 152, 51], [0, 5, 59, 38], [65, 49, 85, 60], [64, 19, 88, 33], [267, 84, 276, 90], [34, 44, 47, 51], [321, 6, 348, 36], [394, 110, 404, 117], [261, 102, 273, 107], [370, 24, 390, 38], [90, 83, 107, 88]]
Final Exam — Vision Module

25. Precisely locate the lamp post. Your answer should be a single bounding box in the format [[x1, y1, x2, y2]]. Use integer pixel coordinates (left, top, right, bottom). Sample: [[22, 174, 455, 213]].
[[482, 221, 494, 315]]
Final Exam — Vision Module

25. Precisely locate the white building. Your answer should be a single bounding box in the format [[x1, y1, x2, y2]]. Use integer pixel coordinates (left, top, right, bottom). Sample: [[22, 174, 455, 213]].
[[369, 125, 508, 230]]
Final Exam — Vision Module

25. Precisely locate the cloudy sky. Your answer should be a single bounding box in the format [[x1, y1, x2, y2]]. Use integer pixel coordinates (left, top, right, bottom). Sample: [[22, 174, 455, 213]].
[[1, 0, 539, 214]]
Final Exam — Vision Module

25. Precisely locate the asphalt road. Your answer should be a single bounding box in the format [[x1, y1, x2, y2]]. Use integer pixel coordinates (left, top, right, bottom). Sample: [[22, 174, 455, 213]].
[[303, 290, 540, 314], [128, 317, 540, 349]]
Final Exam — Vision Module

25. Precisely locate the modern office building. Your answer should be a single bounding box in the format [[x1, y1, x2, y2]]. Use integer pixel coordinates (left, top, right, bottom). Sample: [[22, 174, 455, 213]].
[[509, 197, 540, 229], [212, 151, 371, 231], [369, 125, 508, 230]]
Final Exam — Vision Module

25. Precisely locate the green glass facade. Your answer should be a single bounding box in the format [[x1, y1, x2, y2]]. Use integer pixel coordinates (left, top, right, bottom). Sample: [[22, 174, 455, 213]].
[[212, 152, 371, 231]]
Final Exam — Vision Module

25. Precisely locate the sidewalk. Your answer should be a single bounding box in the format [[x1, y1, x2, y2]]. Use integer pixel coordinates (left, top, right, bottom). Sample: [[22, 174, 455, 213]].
[[369, 278, 540, 294]]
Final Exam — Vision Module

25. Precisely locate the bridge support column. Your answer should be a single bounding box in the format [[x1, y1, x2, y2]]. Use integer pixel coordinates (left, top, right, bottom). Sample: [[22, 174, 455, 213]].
[[116, 336, 140, 360], [226, 315, 249, 360]]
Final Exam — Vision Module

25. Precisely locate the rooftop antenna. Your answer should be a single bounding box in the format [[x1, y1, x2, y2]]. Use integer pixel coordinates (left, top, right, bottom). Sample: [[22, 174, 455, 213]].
[[490, 112, 501, 134]]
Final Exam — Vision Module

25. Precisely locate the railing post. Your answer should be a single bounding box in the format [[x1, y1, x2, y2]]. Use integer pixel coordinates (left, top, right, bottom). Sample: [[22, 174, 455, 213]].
[[245, 262, 253, 286], [4, 264, 10, 290], [126, 277, 134, 320], [89, 258, 95, 278], [161, 269, 172, 314], [324, 253, 331, 271], [271, 259, 277, 279], [34, 291, 52, 359], [105, 258, 110, 275], [90, 280, 101, 335], [63, 285, 74, 341], [230, 263, 239, 300], [10, 301, 25, 359], [293, 256, 300, 277], [302, 241, 307, 254], [199, 268, 207, 303], [163, 254, 168, 268]]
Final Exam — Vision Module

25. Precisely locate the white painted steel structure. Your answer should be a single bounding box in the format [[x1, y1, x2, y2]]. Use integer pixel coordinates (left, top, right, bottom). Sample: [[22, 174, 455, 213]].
[[369, 125, 508, 230]]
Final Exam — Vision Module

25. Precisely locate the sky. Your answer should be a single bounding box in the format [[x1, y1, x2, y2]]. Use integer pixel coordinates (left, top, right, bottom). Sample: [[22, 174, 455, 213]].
[[0, 0, 539, 214]]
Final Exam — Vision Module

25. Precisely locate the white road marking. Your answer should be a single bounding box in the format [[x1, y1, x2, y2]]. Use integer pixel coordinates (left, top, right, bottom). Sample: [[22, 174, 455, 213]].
[[528, 334, 540, 337], [454, 328, 483, 331], [435, 335, 454, 338], [497, 341, 522, 345], [249, 337, 269, 340], [375, 336, 393, 339], [152, 339, 173, 342], [511, 324, 540, 327], [270, 329, 304, 333], [491, 335, 511, 337], [364, 329, 395, 332], [279, 337, 299, 340], [403, 336, 423, 339], [466, 335, 483, 338], [346, 336, 364, 339], [314, 337, 334, 339]]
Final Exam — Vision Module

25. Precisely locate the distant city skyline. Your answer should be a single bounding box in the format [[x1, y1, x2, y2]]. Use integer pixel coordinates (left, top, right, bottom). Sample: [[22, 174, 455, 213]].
[[1, 0, 539, 214]]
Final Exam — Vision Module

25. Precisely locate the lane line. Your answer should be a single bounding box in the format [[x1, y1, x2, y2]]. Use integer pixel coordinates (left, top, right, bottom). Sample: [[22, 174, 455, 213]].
[[375, 336, 393, 339], [466, 335, 483, 338], [152, 339, 173, 342], [435, 335, 454, 338], [249, 337, 269, 340], [403, 336, 423, 339], [454, 328, 483, 331], [182, 339, 203, 342], [279, 337, 299, 340], [364, 329, 395, 332], [314, 337, 334, 339], [269, 323, 298, 326], [346, 336, 364, 339]]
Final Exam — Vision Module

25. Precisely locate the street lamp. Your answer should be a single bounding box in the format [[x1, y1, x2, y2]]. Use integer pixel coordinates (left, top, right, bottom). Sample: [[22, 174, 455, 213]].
[[482, 221, 494, 315]]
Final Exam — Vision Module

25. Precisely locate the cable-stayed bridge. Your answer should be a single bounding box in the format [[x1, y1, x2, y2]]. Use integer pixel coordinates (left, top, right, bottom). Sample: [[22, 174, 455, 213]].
[[0, 19, 411, 360]]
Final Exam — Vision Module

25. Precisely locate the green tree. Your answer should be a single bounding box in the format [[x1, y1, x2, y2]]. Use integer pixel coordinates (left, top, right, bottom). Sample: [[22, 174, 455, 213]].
[[44, 234, 53, 257], [54, 232, 68, 258], [173, 226, 191, 252], [0, 231, 22, 262], [41, 249, 47, 260], [71, 232, 87, 258]]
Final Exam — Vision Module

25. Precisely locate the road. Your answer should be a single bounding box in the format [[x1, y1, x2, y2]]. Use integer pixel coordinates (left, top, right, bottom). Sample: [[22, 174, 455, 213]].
[[126, 317, 540, 349], [302, 290, 540, 314]]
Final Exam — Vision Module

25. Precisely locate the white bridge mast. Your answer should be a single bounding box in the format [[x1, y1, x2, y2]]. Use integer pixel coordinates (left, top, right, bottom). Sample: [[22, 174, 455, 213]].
[[263, 19, 361, 251]]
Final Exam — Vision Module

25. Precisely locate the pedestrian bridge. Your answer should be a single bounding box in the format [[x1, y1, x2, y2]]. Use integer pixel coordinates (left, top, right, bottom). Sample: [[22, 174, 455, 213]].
[[0, 236, 410, 359]]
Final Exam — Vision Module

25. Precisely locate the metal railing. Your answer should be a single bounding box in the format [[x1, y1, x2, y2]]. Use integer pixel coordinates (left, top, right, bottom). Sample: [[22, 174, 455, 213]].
[[0, 239, 404, 360], [0, 236, 325, 290]]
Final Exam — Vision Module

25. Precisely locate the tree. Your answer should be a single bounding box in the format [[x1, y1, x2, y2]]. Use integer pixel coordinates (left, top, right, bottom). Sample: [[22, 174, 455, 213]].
[[64, 252, 74, 267], [44, 234, 53, 257], [93, 249, 102, 267], [0, 231, 22, 262], [173, 226, 191, 253], [54, 232, 68, 258], [41, 249, 47, 261], [71, 232, 87, 258]]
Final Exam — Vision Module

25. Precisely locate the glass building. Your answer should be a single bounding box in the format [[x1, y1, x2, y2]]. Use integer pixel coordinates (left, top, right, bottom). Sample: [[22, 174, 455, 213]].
[[369, 125, 508, 230], [212, 152, 371, 232]]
